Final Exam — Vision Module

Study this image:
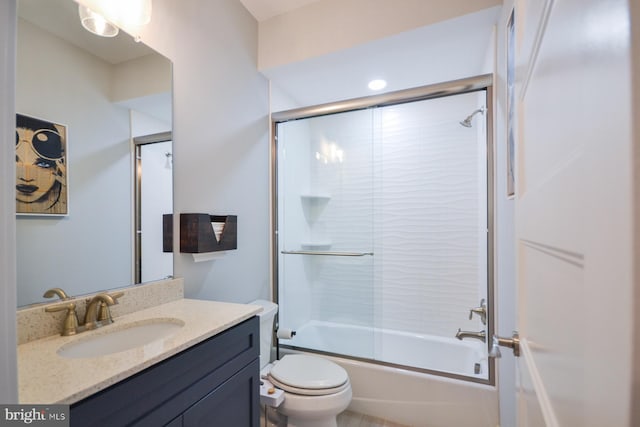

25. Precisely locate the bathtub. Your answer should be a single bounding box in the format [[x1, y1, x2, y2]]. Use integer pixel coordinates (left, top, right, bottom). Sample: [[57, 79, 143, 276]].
[[280, 321, 499, 427]]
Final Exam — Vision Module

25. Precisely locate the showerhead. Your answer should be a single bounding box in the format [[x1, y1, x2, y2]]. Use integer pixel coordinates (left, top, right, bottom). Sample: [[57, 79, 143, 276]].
[[459, 118, 473, 128], [459, 107, 487, 128]]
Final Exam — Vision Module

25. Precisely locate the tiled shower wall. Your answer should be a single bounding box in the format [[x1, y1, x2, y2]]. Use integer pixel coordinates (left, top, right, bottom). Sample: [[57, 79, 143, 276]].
[[278, 90, 488, 340]]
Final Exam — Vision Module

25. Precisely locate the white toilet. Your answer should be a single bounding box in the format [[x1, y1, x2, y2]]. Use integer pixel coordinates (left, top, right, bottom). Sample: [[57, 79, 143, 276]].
[[251, 300, 352, 427]]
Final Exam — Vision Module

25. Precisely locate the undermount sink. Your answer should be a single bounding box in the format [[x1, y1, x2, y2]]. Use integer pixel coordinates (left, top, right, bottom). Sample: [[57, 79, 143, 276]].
[[57, 318, 185, 359]]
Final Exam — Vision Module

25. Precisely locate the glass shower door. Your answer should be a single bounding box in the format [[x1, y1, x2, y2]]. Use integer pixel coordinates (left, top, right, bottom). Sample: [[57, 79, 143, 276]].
[[274, 84, 492, 382], [371, 91, 489, 380], [276, 109, 376, 360]]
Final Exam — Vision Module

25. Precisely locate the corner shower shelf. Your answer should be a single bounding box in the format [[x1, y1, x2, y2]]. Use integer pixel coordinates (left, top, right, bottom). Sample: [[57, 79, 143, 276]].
[[300, 194, 331, 203], [300, 194, 331, 224]]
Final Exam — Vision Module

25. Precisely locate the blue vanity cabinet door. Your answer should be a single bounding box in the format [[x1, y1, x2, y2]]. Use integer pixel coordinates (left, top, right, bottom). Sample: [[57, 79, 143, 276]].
[[69, 316, 259, 427], [183, 359, 260, 427]]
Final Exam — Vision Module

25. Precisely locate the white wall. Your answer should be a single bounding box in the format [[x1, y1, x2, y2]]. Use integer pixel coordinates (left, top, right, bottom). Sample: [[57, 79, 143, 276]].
[[258, 0, 501, 70], [0, 0, 18, 405], [111, 53, 171, 103], [264, 7, 500, 111], [132, 0, 270, 303], [16, 18, 132, 305], [131, 109, 170, 137]]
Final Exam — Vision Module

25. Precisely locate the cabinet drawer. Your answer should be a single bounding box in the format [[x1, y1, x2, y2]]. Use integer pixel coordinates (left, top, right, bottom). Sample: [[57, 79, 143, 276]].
[[70, 316, 259, 426]]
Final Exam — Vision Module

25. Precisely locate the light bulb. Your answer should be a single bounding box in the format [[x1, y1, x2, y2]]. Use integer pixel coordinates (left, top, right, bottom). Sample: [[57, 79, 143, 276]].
[[78, 4, 119, 37]]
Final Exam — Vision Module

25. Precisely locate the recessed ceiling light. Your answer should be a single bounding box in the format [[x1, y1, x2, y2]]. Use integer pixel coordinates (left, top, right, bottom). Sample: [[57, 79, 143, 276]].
[[368, 79, 387, 91]]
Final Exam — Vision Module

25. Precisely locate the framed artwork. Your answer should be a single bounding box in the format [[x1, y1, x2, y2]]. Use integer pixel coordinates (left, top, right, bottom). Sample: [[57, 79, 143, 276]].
[[506, 9, 516, 197], [15, 113, 68, 215]]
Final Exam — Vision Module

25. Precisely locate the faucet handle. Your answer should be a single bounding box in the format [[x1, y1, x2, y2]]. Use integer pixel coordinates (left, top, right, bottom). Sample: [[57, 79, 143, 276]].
[[45, 302, 79, 336], [97, 291, 124, 324], [468, 298, 487, 325], [108, 291, 125, 300], [84, 293, 117, 330]]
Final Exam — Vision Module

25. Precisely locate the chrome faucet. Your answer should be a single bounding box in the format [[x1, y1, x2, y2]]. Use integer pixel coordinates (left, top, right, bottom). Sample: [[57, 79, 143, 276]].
[[455, 328, 486, 343], [84, 293, 117, 330]]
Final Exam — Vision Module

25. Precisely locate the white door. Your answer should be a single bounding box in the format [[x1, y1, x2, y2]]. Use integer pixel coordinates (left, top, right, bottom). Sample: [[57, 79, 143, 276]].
[[513, 0, 635, 426]]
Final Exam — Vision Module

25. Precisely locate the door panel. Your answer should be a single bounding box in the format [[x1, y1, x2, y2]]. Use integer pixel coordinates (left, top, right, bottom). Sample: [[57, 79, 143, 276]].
[[519, 243, 585, 426], [517, 351, 546, 427], [515, 0, 633, 426]]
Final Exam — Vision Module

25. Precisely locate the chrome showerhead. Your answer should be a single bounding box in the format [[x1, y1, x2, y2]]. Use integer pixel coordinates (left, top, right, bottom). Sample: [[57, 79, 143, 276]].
[[460, 118, 473, 128], [460, 106, 487, 128]]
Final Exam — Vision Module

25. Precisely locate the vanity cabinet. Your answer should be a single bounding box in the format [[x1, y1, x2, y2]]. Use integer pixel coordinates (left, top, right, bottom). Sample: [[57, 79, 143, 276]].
[[70, 316, 259, 427]]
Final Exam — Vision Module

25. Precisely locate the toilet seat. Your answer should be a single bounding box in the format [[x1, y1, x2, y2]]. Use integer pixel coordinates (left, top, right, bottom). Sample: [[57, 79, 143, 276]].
[[268, 374, 350, 396], [268, 354, 349, 396]]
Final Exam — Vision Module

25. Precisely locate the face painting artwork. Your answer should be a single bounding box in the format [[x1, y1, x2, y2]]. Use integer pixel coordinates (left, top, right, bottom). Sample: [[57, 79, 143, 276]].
[[15, 114, 68, 215]]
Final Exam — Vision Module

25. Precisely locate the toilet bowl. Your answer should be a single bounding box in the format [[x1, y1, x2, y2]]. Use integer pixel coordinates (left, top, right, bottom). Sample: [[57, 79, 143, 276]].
[[269, 354, 352, 427], [251, 300, 352, 427]]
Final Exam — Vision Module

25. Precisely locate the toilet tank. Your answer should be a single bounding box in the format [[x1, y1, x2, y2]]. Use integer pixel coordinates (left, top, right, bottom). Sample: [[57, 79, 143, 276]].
[[249, 299, 278, 369]]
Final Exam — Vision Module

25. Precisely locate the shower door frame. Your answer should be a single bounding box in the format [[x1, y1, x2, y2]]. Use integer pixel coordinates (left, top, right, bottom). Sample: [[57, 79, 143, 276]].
[[270, 74, 495, 385]]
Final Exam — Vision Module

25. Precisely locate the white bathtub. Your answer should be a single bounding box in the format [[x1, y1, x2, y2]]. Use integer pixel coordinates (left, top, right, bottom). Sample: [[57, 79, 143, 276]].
[[280, 321, 499, 427]]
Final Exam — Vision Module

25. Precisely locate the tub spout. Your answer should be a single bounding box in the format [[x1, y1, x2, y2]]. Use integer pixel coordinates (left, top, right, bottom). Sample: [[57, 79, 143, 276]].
[[455, 328, 486, 343]]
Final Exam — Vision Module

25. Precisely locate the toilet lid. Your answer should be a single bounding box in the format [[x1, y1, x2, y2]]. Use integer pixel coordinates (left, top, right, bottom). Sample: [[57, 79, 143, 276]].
[[269, 355, 348, 390]]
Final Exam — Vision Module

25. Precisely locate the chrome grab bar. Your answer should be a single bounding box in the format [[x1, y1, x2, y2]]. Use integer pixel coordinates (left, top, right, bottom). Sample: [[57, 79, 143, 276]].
[[281, 250, 374, 257]]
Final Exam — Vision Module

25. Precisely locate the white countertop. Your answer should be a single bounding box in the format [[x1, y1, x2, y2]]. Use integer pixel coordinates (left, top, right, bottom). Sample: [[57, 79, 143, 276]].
[[18, 298, 261, 404]]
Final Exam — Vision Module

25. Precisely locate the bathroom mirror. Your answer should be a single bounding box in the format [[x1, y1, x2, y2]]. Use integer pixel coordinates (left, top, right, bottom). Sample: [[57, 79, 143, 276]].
[[15, 0, 173, 306]]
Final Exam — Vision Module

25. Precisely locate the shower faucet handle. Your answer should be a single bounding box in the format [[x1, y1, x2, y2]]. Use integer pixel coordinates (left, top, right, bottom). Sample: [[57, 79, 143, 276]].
[[468, 298, 487, 325]]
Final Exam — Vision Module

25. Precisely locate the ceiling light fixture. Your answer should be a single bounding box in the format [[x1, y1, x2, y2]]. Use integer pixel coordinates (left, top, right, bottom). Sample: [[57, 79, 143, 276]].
[[76, 0, 152, 38], [368, 79, 387, 91], [78, 4, 119, 37]]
